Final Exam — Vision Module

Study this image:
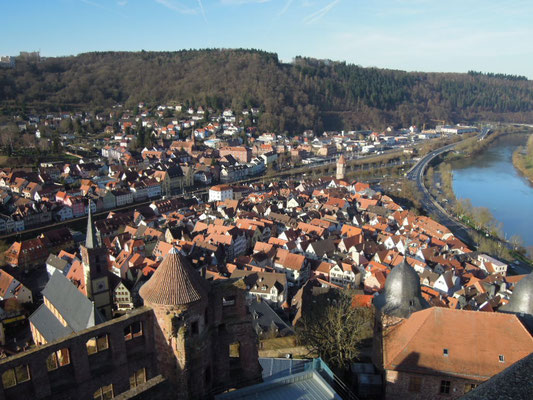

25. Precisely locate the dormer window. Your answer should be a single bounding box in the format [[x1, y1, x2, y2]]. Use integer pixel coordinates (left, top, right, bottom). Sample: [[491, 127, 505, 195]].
[[443, 348, 449, 357]]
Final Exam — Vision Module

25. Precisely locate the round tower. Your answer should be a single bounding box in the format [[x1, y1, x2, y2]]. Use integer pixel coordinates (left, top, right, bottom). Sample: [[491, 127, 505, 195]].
[[501, 273, 533, 315], [372, 257, 430, 369], [336, 154, 346, 180], [374, 257, 429, 319], [139, 247, 210, 399]]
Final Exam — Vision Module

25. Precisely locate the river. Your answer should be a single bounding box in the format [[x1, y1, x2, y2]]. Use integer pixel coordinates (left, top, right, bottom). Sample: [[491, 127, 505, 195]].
[[450, 134, 533, 248]]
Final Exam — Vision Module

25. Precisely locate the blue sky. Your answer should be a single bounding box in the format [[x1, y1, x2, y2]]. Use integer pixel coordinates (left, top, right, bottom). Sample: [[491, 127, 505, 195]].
[[2, 0, 532, 78]]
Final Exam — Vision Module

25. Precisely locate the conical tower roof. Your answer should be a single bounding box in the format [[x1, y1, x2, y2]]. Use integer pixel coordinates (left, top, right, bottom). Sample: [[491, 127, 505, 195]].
[[139, 247, 208, 306]]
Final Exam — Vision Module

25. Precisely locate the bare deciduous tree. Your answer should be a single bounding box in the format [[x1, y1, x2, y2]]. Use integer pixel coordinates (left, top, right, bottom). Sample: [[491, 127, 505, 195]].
[[296, 292, 374, 368]]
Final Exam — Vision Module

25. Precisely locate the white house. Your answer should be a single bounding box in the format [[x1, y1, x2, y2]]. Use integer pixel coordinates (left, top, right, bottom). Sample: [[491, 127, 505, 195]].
[[329, 262, 360, 287], [230, 270, 288, 308], [55, 205, 73, 221], [433, 270, 461, 296], [273, 248, 309, 287], [478, 254, 508, 276], [112, 190, 134, 207], [208, 185, 233, 203], [113, 281, 134, 311]]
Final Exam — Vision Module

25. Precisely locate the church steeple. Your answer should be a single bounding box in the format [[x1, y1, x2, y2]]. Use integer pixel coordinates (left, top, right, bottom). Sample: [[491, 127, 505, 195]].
[[81, 200, 112, 320], [85, 200, 98, 249]]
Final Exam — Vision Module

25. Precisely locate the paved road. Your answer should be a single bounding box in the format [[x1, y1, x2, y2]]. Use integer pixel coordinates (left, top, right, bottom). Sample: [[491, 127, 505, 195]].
[[511, 261, 533, 275], [477, 127, 492, 141], [406, 128, 532, 274], [406, 129, 490, 244]]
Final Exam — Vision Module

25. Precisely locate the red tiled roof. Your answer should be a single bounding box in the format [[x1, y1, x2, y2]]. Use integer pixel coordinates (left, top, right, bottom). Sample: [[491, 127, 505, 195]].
[[139, 248, 208, 306], [352, 294, 373, 308], [383, 308, 533, 380]]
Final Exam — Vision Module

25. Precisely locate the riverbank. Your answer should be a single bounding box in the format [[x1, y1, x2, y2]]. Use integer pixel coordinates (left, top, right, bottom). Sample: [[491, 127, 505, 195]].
[[445, 127, 520, 162], [426, 162, 513, 258], [511, 134, 533, 183], [425, 133, 533, 263]]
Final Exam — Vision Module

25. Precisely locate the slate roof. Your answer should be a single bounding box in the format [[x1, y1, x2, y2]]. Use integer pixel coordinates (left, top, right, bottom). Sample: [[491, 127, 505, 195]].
[[46, 254, 68, 273], [139, 247, 209, 305], [308, 238, 336, 258], [85, 202, 98, 249], [29, 303, 73, 343], [249, 300, 293, 337], [29, 270, 105, 342]]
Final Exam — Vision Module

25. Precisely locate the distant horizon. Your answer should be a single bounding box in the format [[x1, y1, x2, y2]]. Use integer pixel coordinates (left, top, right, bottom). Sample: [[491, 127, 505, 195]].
[[7, 47, 531, 80], [2, 1, 532, 80]]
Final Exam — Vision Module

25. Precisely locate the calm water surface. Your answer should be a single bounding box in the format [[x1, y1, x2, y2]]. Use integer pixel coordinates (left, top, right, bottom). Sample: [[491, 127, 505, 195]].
[[450, 134, 533, 247]]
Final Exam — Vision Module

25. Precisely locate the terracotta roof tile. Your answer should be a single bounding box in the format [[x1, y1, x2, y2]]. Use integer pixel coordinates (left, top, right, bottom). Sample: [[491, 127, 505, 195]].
[[384, 308, 533, 380], [139, 248, 208, 306]]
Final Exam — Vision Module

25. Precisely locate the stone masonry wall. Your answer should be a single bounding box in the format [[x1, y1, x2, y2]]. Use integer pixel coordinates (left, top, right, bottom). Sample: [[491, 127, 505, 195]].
[[385, 370, 484, 400], [0, 307, 157, 400]]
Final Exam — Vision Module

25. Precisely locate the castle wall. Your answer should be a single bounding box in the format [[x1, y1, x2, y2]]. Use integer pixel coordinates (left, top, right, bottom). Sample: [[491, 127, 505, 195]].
[[0, 308, 156, 400], [384, 370, 482, 400], [0, 278, 262, 400], [145, 279, 262, 399]]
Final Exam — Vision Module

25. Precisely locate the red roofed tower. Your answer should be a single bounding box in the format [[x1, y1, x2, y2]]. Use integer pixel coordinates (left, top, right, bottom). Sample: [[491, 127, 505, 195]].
[[140, 247, 262, 397], [336, 154, 346, 180], [140, 247, 209, 398]]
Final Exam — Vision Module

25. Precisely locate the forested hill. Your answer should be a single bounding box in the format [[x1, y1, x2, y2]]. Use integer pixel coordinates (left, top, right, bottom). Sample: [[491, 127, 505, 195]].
[[1, 49, 533, 132]]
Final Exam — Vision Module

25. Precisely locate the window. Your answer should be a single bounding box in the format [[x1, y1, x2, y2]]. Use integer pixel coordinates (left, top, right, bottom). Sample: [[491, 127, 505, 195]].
[[464, 383, 478, 393], [499, 355, 505, 363], [124, 322, 143, 341], [440, 380, 451, 394], [46, 348, 70, 371], [191, 321, 199, 335], [408, 376, 422, 393], [205, 367, 211, 384], [222, 296, 236, 307], [443, 348, 449, 357], [129, 368, 146, 389], [229, 341, 240, 357], [86, 334, 109, 355], [93, 384, 114, 400], [2, 365, 31, 389]]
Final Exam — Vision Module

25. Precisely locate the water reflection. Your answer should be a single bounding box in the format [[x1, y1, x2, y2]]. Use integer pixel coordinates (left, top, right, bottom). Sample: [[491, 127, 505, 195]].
[[451, 134, 533, 247]]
